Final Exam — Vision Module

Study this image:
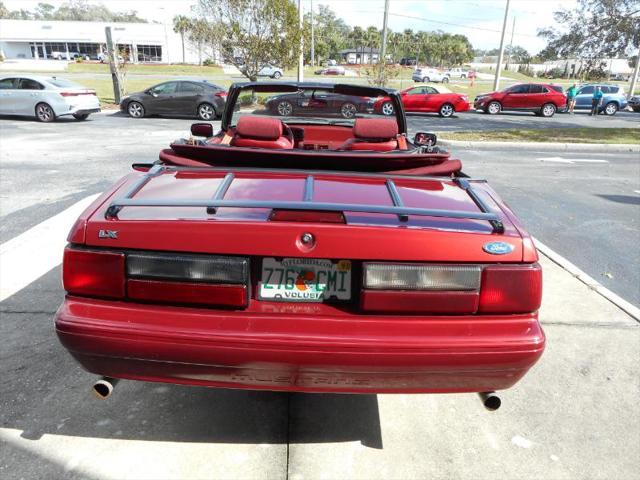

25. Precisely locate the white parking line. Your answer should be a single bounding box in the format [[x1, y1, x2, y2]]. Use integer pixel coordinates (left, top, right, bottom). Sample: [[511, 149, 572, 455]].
[[0, 194, 100, 302], [537, 157, 609, 164], [534, 237, 640, 321]]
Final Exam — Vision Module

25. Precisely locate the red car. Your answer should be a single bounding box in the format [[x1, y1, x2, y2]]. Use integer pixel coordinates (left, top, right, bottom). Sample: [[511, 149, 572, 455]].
[[55, 82, 544, 409], [474, 83, 567, 117], [376, 85, 470, 118]]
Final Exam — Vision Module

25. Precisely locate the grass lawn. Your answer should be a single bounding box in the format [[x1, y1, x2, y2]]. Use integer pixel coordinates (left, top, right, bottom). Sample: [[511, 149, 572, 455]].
[[68, 62, 224, 76], [439, 128, 640, 144]]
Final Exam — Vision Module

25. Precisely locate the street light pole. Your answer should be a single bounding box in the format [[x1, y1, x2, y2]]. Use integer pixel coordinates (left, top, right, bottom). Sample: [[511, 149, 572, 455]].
[[493, 0, 510, 91], [310, 0, 315, 67], [379, 0, 390, 85], [298, 0, 304, 82], [629, 53, 640, 100]]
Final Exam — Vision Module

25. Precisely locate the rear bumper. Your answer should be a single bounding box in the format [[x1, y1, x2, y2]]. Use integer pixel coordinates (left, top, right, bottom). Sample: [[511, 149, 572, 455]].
[[58, 107, 101, 117], [55, 297, 545, 394]]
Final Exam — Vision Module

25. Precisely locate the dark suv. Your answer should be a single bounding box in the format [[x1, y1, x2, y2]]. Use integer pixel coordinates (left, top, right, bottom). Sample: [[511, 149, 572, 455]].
[[474, 83, 567, 117]]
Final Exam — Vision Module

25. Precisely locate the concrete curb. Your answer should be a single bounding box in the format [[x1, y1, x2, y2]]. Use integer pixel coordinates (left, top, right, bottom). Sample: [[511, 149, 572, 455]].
[[534, 237, 640, 322], [438, 139, 640, 152]]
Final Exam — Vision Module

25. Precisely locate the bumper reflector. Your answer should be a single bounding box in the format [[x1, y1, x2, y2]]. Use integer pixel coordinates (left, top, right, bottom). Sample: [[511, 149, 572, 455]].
[[364, 263, 481, 291], [127, 252, 248, 284]]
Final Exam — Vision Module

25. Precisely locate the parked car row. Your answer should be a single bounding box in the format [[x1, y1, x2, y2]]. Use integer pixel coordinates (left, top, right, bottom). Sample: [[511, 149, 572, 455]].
[[0, 74, 635, 122], [474, 82, 628, 117]]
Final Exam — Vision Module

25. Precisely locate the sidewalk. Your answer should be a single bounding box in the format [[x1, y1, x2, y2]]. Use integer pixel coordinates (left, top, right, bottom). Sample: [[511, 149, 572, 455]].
[[0, 253, 638, 480]]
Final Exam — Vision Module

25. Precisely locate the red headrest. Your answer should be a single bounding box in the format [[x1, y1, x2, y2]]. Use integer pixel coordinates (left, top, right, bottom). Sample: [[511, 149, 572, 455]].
[[353, 118, 399, 140], [236, 116, 283, 140]]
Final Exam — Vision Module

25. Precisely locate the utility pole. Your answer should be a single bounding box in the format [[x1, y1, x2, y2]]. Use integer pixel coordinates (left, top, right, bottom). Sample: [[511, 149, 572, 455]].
[[506, 16, 515, 69], [310, 0, 315, 67], [379, 0, 390, 85], [105, 26, 122, 104], [629, 54, 640, 100], [493, 0, 510, 91], [297, 0, 304, 82]]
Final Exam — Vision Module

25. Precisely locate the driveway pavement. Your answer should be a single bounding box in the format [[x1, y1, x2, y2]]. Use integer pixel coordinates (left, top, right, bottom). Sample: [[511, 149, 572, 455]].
[[1, 114, 639, 479]]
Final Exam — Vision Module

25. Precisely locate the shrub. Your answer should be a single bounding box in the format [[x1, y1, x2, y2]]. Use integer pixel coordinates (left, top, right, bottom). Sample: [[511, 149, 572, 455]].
[[518, 65, 534, 77], [203, 58, 216, 66], [543, 67, 564, 79]]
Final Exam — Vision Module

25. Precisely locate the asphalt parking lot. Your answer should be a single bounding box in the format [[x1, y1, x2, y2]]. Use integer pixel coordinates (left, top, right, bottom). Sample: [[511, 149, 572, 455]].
[[1, 112, 639, 479]]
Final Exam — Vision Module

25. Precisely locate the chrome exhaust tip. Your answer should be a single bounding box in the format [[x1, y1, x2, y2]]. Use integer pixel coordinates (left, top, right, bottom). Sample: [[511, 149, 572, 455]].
[[93, 377, 119, 399], [478, 391, 501, 411]]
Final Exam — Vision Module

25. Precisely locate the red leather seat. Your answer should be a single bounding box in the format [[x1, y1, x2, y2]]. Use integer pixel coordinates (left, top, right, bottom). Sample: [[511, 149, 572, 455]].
[[342, 118, 399, 151], [231, 116, 293, 149]]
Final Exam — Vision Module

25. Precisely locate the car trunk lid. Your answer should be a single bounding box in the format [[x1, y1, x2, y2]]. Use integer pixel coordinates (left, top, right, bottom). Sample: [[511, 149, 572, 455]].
[[81, 165, 525, 263]]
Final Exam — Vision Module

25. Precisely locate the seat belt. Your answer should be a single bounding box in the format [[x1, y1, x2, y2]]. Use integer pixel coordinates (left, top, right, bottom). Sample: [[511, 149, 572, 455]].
[[397, 134, 408, 150]]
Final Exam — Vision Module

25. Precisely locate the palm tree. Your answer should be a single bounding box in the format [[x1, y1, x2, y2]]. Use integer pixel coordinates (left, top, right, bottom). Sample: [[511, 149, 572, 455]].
[[349, 26, 365, 64], [387, 31, 401, 63], [365, 26, 380, 64], [173, 15, 192, 64]]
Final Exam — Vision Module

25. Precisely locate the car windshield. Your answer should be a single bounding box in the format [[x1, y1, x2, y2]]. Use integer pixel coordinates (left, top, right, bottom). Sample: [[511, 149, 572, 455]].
[[230, 86, 394, 127], [47, 78, 83, 88]]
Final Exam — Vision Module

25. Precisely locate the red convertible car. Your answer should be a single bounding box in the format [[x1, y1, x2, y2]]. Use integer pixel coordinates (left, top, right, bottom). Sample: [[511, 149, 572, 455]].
[[55, 82, 544, 409], [375, 85, 470, 118]]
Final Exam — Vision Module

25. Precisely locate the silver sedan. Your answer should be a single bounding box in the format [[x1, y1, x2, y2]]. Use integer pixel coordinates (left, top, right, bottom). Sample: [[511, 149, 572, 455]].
[[0, 75, 101, 122]]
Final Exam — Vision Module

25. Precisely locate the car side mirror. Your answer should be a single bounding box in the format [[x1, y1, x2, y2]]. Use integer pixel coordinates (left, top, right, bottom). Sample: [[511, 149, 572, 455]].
[[414, 132, 437, 146], [190, 123, 214, 137]]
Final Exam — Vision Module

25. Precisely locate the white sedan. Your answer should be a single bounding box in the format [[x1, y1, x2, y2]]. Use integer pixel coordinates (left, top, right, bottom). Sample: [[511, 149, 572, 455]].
[[412, 67, 449, 83], [0, 75, 100, 122]]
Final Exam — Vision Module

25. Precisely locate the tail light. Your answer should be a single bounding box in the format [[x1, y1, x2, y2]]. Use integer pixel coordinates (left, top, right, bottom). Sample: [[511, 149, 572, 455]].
[[364, 263, 481, 291], [63, 248, 125, 298], [63, 247, 249, 308], [361, 262, 541, 314], [126, 252, 248, 307], [478, 264, 542, 314], [215, 91, 227, 98]]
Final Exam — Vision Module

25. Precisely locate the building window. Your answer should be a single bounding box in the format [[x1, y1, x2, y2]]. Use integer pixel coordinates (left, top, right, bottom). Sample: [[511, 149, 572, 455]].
[[137, 45, 162, 63]]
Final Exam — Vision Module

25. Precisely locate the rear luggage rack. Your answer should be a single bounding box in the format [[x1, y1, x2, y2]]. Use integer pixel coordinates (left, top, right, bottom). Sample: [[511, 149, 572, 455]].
[[105, 165, 505, 233]]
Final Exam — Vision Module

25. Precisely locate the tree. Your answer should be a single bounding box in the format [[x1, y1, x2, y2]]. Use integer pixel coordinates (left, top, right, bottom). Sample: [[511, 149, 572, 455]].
[[34, 3, 55, 19], [304, 5, 349, 63], [505, 45, 531, 65], [365, 26, 380, 64], [387, 31, 402, 62], [538, 0, 640, 76], [0, 0, 147, 22], [188, 18, 210, 66], [197, 0, 305, 82], [349, 26, 366, 64], [173, 15, 192, 64]]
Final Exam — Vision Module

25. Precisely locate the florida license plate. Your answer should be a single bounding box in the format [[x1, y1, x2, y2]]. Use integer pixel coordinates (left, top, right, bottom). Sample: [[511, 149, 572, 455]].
[[259, 258, 352, 302]]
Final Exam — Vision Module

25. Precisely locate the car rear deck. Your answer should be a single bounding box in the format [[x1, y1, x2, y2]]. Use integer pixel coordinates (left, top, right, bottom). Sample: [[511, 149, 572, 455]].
[[55, 163, 544, 394]]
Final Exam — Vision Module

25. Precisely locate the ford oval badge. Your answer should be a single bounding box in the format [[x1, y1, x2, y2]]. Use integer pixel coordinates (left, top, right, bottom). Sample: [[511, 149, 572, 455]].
[[483, 241, 514, 255]]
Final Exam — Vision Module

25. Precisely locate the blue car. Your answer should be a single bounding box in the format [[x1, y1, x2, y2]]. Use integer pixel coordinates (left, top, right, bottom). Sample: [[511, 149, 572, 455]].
[[573, 84, 628, 115]]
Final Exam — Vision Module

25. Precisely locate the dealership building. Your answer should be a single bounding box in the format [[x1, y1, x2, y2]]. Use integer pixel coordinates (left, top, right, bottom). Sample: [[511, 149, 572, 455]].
[[0, 19, 206, 63]]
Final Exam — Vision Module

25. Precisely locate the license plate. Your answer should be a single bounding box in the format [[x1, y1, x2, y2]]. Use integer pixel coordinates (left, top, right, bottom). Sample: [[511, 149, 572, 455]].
[[259, 258, 352, 302]]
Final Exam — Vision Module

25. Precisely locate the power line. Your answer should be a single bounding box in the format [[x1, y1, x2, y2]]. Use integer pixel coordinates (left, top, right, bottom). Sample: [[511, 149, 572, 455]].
[[387, 11, 540, 38]]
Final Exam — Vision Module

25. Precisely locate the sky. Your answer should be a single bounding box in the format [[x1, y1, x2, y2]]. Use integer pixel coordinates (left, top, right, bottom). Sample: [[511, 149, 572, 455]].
[[3, 0, 578, 54]]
